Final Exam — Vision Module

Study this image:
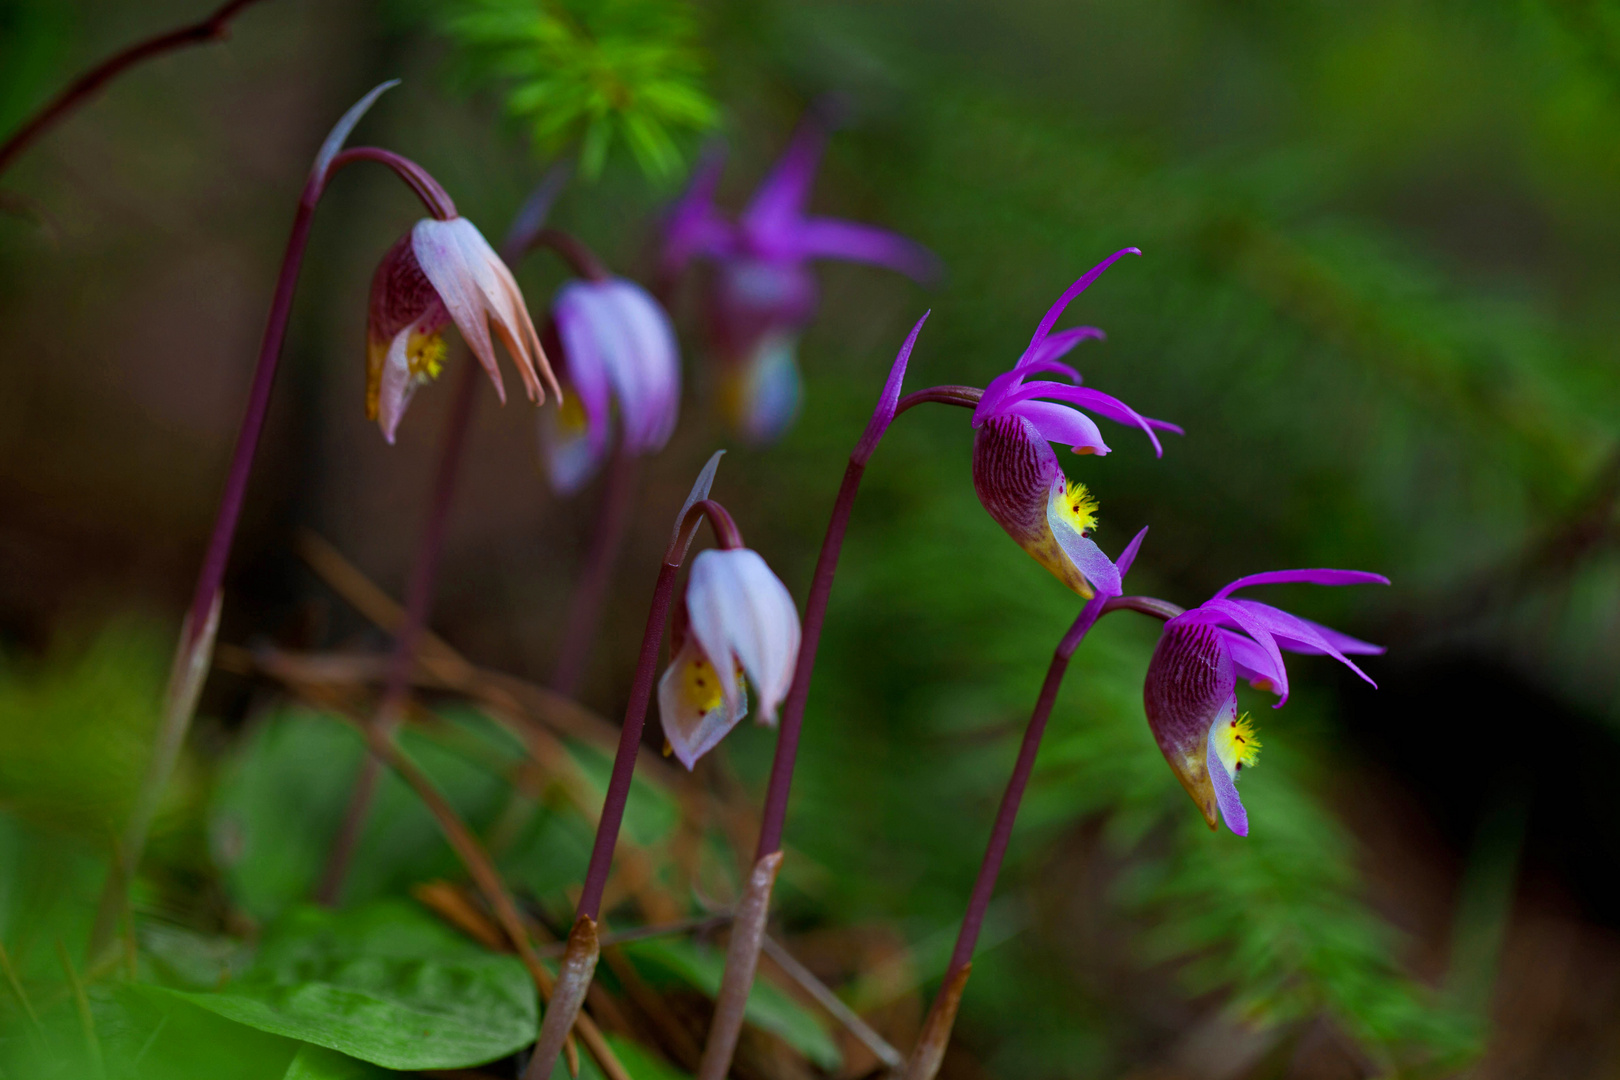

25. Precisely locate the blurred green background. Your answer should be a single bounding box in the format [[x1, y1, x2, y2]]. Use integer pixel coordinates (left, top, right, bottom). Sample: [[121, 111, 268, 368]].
[[5, 0, 1620, 1077]]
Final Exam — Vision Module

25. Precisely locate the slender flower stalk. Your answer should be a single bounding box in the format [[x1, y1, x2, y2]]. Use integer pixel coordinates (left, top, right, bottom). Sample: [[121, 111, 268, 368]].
[[523, 450, 759, 1080], [704, 256, 1178, 1077], [900, 530, 1147, 1080], [902, 569, 1388, 1077], [692, 312, 987, 1078], [317, 170, 573, 905], [0, 0, 269, 178], [88, 81, 468, 958], [539, 230, 683, 695]]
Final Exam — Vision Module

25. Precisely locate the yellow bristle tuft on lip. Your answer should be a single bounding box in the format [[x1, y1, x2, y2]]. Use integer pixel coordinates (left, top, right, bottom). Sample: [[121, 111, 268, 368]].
[[1215, 712, 1262, 771], [407, 331, 447, 382], [1054, 478, 1098, 536]]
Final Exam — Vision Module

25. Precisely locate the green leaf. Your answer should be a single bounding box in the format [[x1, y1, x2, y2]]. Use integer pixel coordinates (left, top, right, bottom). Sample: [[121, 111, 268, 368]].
[[211, 709, 511, 921], [621, 938, 840, 1070], [90, 985, 301, 1080], [156, 901, 536, 1070]]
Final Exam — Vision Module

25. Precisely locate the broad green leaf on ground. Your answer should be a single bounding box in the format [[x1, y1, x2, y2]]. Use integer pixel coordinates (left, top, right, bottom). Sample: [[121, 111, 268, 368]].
[[157, 900, 536, 1070], [90, 985, 301, 1080], [622, 937, 840, 1070], [210, 708, 511, 920]]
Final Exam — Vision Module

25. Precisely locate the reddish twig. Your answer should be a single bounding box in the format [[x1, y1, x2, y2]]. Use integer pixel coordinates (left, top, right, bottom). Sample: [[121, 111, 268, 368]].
[[87, 82, 449, 959], [0, 0, 270, 178]]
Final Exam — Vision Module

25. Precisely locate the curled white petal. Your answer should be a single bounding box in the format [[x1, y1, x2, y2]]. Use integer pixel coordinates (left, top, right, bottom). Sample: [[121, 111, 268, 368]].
[[685, 548, 801, 724]]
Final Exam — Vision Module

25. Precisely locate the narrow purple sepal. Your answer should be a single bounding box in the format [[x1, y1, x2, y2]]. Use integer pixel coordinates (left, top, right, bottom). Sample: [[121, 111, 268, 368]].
[[740, 116, 828, 243], [1027, 248, 1141, 350], [787, 217, 942, 282], [1115, 526, 1149, 580], [1213, 569, 1390, 600], [664, 143, 735, 274], [853, 310, 930, 466]]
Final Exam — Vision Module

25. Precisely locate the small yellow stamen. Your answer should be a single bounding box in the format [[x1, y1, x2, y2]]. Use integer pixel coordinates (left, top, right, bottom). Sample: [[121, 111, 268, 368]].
[[1053, 478, 1099, 536], [556, 388, 590, 435], [1214, 712, 1262, 771], [677, 653, 724, 715], [407, 331, 447, 383]]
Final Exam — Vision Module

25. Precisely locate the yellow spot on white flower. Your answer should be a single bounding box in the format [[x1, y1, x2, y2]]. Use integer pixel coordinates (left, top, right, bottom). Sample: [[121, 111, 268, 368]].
[[556, 387, 590, 435], [676, 652, 725, 714], [407, 330, 447, 383], [1052, 478, 1098, 536], [1213, 712, 1262, 774]]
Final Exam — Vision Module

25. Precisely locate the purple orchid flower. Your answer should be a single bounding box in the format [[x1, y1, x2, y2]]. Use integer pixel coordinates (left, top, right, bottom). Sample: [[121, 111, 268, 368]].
[[540, 276, 682, 493], [1143, 569, 1389, 836], [662, 114, 939, 444], [657, 546, 802, 769], [971, 249, 1182, 599]]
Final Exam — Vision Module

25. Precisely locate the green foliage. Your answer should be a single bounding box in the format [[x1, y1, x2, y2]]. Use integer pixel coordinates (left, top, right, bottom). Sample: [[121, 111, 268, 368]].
[[211, 709, 516, 921], [159, 900, 536, 1070], [440, 0, 717, 179], [0, 620, 171, 837]]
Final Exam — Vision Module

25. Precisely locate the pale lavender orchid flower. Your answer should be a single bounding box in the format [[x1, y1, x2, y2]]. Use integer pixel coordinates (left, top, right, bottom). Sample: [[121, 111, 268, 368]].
[[971, 249, 1182, 599], [540, 277, 682, 493], [657, 547, 801, 769], [662, 114, 939, 444], [1143, 569, 1388, 836], [366, 217, 559, 443]]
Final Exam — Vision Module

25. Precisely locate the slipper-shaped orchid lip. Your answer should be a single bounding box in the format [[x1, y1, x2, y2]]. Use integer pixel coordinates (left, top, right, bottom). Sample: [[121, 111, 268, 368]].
[[1144, 570, 1388, 835]]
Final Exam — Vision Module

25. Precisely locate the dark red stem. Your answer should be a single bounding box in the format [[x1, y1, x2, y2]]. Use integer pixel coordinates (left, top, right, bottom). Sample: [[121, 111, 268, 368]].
[[686, 500, 744, 550], [531, 227, 612, 282], [575, 495, 744, 920], [551, 451, 641, 697], [182, 147, 452, 639], [753, 459, 860, 859], [577, 561, 678, 920], [1100, 595, 1183, 621], [754, 387, 979, 861], [894, 385, 982, 416], [315, 358, 481, 904], [943, 601, 1101, 980], [326, 146, 456, 221], [0, 0, 269, 178]]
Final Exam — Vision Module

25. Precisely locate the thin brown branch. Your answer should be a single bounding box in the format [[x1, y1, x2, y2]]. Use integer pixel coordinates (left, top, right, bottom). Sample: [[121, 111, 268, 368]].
[[759, 935, 901, 1069], [0, 0, 270, 177]]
